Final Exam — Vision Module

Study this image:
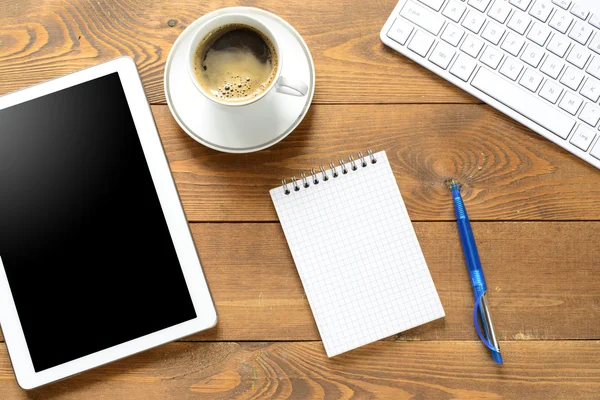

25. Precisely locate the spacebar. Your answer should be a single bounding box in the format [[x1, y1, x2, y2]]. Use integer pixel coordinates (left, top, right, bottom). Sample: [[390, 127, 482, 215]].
[[471, 68, 575, 139]]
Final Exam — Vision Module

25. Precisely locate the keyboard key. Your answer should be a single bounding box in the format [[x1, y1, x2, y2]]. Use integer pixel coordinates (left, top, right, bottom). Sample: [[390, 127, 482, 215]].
[[570, 4, 590, 21], [461, 35, 485, 57], [570, 125, 596, 151], [408, 30, 435, 56], [549, 10, 574, 34], [581, 78, 600, 102], [441, 24, 465, 47], [587, 57, 600, 80], [471, 67, 576, 139], [540, 55, 565, 78], [590, 14, 600, 30], [480, 46, 504, 69], [529, 0, 553, 22], [488, 0, 511, 24], [540, 80, 563, 103], [579, 103, 600, 127], [500, 57, 524, 80], [417, 0, 445, 11], [401, 1, 446, 36], [551, 0, 571, 10], [501, 32, 526, 56], [462, 10, 487, 34], [519, 68, 543, 91], [559, 91, 583, 115], [527, 22, 552, 46], [443, 0, 467, 22], [450, 53, 478, 81], [520, 43, 545, 68], [387, 18, 414, 45], [589, 33, 600, 55], [569, 20, 594, 45], [566, 46, 591, 69], [481, 21, 505, 45], [508, 11, 532, 35], [429, 41, 456, 69], [560, 67, 585, 90], [590, 139, 600, 159], [468, 0, 492, 12], [510, 0, 532, 11], [547, 34, 571, 57]]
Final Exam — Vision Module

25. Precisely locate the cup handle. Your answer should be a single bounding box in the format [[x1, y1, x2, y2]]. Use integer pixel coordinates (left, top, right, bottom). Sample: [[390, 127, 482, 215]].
[[276, 76, 309, 97]]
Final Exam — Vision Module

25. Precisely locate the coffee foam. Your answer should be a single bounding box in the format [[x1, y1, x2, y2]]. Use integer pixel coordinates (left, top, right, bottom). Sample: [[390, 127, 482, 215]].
[[193, 24, 278, 103]]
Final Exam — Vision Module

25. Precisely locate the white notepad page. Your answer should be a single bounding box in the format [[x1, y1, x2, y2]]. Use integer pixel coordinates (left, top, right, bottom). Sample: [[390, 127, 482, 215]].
[[270, 151, 445, 357]]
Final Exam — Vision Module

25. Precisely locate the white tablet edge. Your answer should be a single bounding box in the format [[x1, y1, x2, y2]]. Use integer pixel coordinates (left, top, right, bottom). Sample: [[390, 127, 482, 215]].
[[0, 56, 217, 389]]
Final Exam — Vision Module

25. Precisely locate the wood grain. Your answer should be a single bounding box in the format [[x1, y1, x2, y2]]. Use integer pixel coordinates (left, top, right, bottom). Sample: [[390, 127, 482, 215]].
[[2, 222, 599, 342], [2, 1, 600, 397], [153, 104, 600, 222], [0, 0, 477, 104], [181, 222, 600, 342], [2, 341, 599, 399]]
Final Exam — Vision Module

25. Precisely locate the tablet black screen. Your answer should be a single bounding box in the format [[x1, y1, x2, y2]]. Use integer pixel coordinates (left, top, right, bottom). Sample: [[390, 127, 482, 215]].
[[0, 73, 196, 372]]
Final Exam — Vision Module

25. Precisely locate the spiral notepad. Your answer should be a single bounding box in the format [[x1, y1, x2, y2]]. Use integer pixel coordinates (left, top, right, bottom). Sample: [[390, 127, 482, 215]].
[[270, 150, 444, 357]]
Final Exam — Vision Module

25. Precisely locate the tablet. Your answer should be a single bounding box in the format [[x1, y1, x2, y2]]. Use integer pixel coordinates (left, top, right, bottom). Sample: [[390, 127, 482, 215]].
[[0, 57, 217, 389]]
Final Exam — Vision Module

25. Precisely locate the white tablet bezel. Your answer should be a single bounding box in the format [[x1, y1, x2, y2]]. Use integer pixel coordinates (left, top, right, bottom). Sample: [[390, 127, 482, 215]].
[[0, 56, 217, 389]]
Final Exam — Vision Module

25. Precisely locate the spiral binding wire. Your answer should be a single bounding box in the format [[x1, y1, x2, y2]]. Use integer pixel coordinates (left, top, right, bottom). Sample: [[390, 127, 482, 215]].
[[358, 152, 367, 167], [329, 162, 338, 178], [282, 179, 290, 195], [300, 172, 309, 188], [349, 155, 357, 171], [310, 168, 319, 185], [291, 176, 300, 191], [320, 165, 328, 181], [282, 149, 377, 195], [338, 159, 348, 174]]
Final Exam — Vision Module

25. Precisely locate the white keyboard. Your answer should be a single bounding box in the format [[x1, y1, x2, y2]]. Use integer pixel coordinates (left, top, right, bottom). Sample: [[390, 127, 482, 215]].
[[381, 0, 600, 170]]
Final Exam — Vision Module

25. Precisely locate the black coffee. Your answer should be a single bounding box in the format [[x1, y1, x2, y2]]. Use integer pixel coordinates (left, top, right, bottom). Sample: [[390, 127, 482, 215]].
[[193, 24, 278, 103]]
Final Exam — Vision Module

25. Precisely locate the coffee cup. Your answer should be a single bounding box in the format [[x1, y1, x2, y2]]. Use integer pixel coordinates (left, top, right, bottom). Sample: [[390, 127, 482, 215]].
[[187, 13, 308, 107]]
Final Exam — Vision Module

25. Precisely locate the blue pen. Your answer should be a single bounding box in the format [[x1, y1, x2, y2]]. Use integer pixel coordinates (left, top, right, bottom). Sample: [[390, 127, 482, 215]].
[[451, 181, 503, 365]]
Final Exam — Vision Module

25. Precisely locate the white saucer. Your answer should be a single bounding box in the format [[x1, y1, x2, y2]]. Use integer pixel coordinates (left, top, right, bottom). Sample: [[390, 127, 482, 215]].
[[164, 7, 315, 153]]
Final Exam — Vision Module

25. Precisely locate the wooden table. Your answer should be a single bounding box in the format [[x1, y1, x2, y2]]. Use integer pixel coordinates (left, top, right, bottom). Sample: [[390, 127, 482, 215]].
[[2, 1, 600, 398]]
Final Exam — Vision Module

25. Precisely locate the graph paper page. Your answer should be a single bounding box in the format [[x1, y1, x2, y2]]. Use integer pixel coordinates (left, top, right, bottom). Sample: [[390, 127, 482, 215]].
[[270, 151, 444, 357]]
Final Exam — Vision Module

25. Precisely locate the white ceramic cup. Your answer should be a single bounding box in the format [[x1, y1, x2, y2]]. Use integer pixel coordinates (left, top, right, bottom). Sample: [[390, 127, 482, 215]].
[[187, 13, 309, 107]]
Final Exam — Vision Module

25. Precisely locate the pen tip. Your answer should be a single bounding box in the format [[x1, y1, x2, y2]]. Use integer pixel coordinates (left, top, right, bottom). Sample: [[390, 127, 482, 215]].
[[443, 178, 461, 192]]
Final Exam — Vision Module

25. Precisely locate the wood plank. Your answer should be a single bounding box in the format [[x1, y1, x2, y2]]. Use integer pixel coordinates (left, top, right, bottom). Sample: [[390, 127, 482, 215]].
[[3, 222, 599, 342], [190, 222, 600, 341], [0, 0, 477, 104], [153, 104, 600, 222], [1, 341, 599, 399]]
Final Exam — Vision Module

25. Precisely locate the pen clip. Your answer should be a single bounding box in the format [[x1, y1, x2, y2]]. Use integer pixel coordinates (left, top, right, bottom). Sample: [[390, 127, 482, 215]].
[[473, 294, 499, 352]]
